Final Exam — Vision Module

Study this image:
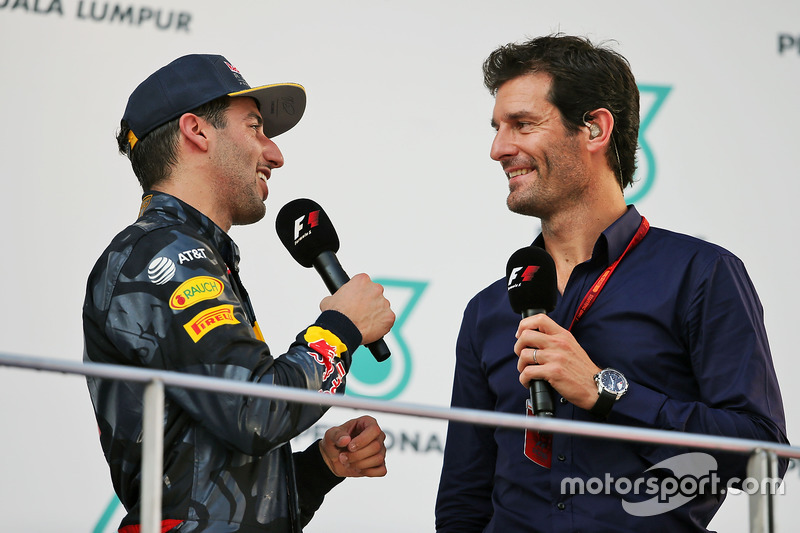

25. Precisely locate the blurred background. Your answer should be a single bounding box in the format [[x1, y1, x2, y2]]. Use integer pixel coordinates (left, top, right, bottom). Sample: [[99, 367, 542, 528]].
[[1, 1, 798, 530]]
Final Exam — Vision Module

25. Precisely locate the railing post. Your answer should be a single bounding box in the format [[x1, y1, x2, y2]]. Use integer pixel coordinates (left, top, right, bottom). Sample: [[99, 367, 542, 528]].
[[141, 379, 165, 533], [748, 448, 779, 533]]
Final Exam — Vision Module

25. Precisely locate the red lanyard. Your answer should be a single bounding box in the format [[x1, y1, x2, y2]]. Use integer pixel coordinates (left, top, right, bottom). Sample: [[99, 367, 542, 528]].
[[568, 216, 650, 331]]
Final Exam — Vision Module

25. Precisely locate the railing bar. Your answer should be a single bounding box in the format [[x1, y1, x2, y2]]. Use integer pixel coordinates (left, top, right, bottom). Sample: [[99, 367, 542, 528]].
[[2, 352, 798, 459]]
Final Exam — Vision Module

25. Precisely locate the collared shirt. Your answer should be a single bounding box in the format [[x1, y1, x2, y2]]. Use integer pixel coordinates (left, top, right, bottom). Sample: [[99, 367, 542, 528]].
[[84, 192, 358, 532], [435, 206, 787, 532]]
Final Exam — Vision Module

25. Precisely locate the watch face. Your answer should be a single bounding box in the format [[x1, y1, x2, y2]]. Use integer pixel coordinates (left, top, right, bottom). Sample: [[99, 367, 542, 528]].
[[600, 369, 628, 393]]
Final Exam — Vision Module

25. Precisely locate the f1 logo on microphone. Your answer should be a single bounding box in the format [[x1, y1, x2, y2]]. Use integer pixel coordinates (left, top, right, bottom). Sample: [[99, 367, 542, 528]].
[[508, 265, 539, 287], [293, 210, 320, 240]]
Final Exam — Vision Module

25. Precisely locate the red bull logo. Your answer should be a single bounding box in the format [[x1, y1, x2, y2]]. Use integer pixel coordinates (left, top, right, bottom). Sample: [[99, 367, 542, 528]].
[[309, 339, 338, 380], [308, 343, 346, 393], [304, 327, 347, 393], [309, 349, 345, 394]]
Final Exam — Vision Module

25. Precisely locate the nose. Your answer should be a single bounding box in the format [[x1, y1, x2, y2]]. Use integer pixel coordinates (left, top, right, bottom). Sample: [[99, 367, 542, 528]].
[[262, 136, 284, 169], [490, 126, 517, 162]]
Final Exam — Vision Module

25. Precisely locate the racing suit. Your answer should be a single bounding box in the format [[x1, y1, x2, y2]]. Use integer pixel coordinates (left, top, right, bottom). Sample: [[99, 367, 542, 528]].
[[83, 191, 360, 532]]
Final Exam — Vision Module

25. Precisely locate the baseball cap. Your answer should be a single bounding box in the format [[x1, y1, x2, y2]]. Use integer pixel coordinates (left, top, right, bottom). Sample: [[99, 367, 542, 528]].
[[122, 54, 306, 151]]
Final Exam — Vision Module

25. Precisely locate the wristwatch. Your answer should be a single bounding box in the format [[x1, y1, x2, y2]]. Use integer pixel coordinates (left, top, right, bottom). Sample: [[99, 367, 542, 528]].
[[590, 368, 628, 418]]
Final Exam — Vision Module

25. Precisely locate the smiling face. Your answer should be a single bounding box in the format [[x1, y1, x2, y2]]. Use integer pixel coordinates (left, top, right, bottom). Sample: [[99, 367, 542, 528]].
[[209, 96, 285, 227], [490, 72, 590, 219]]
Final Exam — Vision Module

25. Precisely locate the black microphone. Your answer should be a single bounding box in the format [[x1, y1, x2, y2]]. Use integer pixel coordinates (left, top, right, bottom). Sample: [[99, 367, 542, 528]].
[[275, 198, 391, 362], [506, 246, 558, 417]]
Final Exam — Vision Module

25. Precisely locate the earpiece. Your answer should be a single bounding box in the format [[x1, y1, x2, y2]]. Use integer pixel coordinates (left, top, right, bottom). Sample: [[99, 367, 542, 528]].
[[582, 111, 601, 139]]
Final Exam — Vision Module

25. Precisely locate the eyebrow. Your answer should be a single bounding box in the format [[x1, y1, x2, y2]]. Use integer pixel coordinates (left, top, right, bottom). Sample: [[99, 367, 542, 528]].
[[491, 110, 537, 129], [246, 111, 264, 125]]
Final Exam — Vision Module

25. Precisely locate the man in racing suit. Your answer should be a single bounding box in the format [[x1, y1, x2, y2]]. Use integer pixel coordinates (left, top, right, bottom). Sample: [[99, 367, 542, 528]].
[[83, 54, 395, 533]]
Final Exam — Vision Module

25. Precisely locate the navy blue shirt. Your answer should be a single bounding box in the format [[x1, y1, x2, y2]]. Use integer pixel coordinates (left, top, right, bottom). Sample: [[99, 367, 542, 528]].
[[436, 206, 788, 532]]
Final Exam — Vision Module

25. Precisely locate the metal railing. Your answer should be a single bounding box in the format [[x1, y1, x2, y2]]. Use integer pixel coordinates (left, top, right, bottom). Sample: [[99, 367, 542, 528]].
[[1, 351, 798, 533]]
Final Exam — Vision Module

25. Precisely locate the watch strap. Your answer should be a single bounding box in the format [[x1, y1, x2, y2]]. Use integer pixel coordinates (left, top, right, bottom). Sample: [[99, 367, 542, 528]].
[[589, 387, 617, 418]]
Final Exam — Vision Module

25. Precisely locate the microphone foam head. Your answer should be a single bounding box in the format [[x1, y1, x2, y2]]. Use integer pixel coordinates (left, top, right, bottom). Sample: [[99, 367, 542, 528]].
[[506, 246, 558, 314], [275, 198, 339, 267]]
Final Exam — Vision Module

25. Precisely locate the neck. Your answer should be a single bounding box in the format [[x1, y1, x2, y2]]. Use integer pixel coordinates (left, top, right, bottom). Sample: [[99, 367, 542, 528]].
[[152, 168, 232, 232], [541, 194, 627, 294]]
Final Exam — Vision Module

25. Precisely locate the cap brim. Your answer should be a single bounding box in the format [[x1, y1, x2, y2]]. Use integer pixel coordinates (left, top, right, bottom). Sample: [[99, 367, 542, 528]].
[[229, 83, 306, 138]]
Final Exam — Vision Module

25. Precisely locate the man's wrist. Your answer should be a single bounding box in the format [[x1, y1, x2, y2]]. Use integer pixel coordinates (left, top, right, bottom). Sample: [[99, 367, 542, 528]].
[[589, 368, 629, 418], [317, 440, 337, 475]]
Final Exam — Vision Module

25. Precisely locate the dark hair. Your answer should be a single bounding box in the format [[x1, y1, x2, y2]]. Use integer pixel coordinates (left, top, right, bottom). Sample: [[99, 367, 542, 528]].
[[483, 34, 640, 189], [116, 96, 232, 190]]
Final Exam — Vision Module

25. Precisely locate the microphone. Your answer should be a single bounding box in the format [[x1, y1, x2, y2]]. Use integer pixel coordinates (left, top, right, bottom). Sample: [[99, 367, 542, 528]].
[[506, 246, 558, 417], [275, 198, 391, 362]]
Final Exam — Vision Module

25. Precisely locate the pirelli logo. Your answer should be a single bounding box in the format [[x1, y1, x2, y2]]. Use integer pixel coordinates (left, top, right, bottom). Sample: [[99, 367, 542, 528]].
[[183, 304, 239, 343]]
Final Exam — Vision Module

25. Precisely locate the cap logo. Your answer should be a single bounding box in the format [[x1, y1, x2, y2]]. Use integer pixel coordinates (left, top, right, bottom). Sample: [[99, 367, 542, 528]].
[[223, 60, 248, 87], [279, 97, 297, 116], [224, 61, 240, 74]]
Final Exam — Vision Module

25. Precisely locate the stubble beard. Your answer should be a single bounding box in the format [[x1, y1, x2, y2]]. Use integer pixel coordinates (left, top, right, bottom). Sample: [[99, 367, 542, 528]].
[[230, 176, 267, 226], [506, 136, 587, 219], [231, 200, 266, 227], [507, 179, 544, 218], [213, 135, 268, 227], [505, 161, 554, 219]]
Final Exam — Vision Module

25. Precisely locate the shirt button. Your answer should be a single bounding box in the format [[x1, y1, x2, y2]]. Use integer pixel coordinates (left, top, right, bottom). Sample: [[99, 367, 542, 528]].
[[557, 502, 566, 511], [557, 454, 566, 462], [560, 396, 568, 404]]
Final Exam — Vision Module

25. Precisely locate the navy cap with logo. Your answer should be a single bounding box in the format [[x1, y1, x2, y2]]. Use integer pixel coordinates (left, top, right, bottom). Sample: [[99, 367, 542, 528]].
[[122, 54, 306, 151]]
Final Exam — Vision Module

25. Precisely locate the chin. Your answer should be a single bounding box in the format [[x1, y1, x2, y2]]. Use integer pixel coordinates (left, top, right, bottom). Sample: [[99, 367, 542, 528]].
[[506, 195, 527, 213], [233, 205, 267, 226], [507, 197, 540, 218]]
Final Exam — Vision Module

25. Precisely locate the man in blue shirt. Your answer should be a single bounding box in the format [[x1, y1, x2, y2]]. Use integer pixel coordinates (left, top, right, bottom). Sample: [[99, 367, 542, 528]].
[[435, 35, 788, 532]]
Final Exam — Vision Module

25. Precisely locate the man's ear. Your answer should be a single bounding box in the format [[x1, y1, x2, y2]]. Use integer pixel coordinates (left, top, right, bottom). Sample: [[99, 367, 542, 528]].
[[178, 113, 210, 152], [583, 108, 615, 154]]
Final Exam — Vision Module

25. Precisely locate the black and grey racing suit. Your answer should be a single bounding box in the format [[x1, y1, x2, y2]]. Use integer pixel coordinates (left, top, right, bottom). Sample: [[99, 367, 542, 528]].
[[84, 191, 360, 532]]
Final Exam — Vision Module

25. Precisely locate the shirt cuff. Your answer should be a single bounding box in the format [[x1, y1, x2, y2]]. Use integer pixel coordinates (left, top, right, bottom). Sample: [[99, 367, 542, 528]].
[[294, 439, 345, 524], [315, 310, 362, 359], [607, 378, 667, 427]]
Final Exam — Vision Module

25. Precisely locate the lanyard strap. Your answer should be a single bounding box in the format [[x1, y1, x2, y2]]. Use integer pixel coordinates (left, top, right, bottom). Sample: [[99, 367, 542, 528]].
[[568, 216, 650, 331]]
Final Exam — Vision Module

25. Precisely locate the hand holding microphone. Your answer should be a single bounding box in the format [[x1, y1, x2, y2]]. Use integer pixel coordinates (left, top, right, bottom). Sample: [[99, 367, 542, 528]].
[[506, 246, 558, 417], [276, 198, 394, 362]]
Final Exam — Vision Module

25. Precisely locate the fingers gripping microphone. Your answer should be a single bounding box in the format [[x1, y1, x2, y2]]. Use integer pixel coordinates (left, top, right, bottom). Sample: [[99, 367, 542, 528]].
[[506, 246, 558, 417], [275, 198, 391, 362]]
